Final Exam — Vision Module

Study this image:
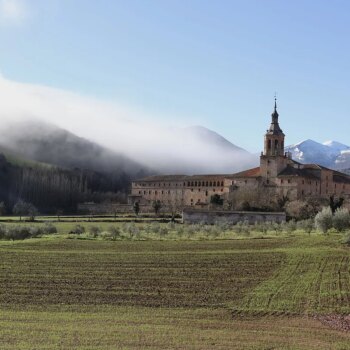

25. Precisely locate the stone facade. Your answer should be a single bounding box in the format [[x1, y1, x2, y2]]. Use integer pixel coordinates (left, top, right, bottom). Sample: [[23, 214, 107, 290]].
[[130, 100, 350, 209]]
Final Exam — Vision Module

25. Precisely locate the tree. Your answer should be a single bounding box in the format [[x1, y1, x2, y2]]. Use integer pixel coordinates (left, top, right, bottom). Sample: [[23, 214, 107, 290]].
[[152, 200, 162, 216], [13, 200, 28, 221], [333, 208, 350, 232], [315, 207, 333, 234], [210, 194, 224, 206], [13, 200, 38, 221], [329, 195, 344, 214], [56, 209, 63, 222], [27, 203, 39, 222], [133, 201, 140, 216], [277, 195, 289, 210]]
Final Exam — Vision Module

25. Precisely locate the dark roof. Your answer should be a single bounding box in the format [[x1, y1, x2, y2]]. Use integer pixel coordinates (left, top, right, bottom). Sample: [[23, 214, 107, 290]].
[[134, 175, 187, 182], [278, 165, 319, 179], [229, 167, 261, 178], [333, 171, 350, 184]]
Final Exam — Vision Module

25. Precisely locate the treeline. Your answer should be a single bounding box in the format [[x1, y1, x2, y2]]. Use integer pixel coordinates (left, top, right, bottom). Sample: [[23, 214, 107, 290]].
[[0, 154, 131, 214]]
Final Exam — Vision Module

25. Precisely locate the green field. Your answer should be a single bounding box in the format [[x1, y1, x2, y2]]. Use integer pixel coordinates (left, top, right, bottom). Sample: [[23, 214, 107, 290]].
[[1, 232, 350, 349]]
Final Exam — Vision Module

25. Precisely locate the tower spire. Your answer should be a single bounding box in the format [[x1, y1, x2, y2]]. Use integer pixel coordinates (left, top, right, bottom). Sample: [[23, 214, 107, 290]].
[[274, 93, 277, 111]]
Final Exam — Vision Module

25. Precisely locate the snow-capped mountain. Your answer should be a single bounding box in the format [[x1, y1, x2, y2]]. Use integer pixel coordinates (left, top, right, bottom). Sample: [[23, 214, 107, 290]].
[[285, 139, 350, 170]]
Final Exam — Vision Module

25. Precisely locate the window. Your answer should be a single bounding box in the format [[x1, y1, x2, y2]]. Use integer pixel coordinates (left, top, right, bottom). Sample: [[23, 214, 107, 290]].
[[205, 191, 208, 196], [139, 191, 141, 194], [244, 180, 247, 184], [198, 189, 201, 192], [162, 190, 164, 194], [144, 191, 146, 194], [213, 181, 217, 186], [302, 180, 304, 184], [210, 181, 212, 186], [301, 190, 304, 195], [288, 179, 291, 183], [206, 181, 208, 186], [191, 189, 193, 192], [221, 181, 224, 186], [281, 179, 284, 184], [221, 189, 223, 192]]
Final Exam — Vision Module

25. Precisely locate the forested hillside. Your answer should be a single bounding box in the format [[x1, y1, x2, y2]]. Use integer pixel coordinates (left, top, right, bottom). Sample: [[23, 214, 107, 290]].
[[0, 153, 136, 214]]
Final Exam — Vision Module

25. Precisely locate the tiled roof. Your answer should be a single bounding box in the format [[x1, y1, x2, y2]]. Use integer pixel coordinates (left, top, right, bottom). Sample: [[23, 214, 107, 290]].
[[229, 167, 261, 178]]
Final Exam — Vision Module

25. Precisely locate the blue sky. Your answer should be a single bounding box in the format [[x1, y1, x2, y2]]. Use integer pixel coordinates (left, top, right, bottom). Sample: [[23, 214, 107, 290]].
[[0, 0, 350, 152]]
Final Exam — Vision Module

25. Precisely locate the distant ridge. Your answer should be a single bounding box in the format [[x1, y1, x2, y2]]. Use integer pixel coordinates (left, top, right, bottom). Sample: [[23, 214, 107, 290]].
[[285, 139, 350, 171]]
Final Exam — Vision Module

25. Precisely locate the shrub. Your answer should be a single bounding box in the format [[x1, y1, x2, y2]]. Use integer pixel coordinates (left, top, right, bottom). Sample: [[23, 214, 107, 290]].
[[233, 221, 242, 234], [5, 226, 31, 240], [271, 222, 281, 235], [284, 219, 297, 234], [343, 231, 350, 245], [0, 224, 6, 239], [315, 207, 333, 234], [108, 226, 121, 240], [90, 225, 101, 237], [159, 227, 168, 237], [99, 231, 113, 240], [297, 219, 314, 235], [28, 226, 44, 238], [69, 225, 85, 235], [332, 208, 350, 232], [43, 223, 58, 234], [241, 220, 250, 235], [167, 221, 176, 230]]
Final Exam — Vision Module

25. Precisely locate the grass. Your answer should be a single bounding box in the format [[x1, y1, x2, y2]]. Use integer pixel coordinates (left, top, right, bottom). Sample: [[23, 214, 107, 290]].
[[0, 229, 350, 349]]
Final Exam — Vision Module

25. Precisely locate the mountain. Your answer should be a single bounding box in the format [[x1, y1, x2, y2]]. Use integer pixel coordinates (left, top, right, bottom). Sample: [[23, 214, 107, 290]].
[[0, 120, 152, 178], [142, 125, 257, 174], [285, 139, 350, 171], [181, 126, 247, 153]]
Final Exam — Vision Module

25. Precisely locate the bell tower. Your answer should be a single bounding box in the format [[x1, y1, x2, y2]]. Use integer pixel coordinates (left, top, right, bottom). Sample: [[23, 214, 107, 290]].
[[263, 97, 285, 156], [260, 98, 289, 180]]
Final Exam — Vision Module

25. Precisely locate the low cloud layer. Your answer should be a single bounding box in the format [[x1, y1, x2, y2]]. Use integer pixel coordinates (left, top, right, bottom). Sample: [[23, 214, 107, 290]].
[[0, 75, 257, 174]]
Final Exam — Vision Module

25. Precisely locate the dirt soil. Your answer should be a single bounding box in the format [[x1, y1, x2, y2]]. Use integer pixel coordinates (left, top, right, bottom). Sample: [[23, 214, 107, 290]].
[[316, 314, 350, 332]]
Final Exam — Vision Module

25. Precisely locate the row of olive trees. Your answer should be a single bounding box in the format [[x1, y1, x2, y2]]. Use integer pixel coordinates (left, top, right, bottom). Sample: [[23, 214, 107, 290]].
[[0, 223, 57, 240], [315, 207, 350, 233]]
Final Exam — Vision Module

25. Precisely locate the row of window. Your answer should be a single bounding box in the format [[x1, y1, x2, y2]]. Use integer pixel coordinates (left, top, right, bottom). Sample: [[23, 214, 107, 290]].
[[137, 180, 225, 188], [138, 188, 224, 195]]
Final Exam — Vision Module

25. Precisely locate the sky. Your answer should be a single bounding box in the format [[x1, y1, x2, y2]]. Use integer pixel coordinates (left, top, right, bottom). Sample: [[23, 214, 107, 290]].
[[0, 0, 350, 152]]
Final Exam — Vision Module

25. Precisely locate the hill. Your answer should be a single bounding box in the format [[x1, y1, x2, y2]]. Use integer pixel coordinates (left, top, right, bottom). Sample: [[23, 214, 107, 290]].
[[0, 120, 152, 177]]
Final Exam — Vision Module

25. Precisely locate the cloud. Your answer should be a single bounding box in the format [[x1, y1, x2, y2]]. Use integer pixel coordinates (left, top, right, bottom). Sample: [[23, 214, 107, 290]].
[[0, 75, 257, 174], [0, 0, 27, 25]]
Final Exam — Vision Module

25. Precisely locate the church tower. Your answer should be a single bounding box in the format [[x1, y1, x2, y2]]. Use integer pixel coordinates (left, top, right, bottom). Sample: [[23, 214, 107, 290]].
[[260, 98, 289, 180], [263, 98, 285, 156]]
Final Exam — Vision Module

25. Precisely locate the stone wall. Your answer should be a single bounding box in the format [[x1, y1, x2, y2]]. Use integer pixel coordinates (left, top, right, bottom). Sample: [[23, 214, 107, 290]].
[[182, 208, 286, 225]]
